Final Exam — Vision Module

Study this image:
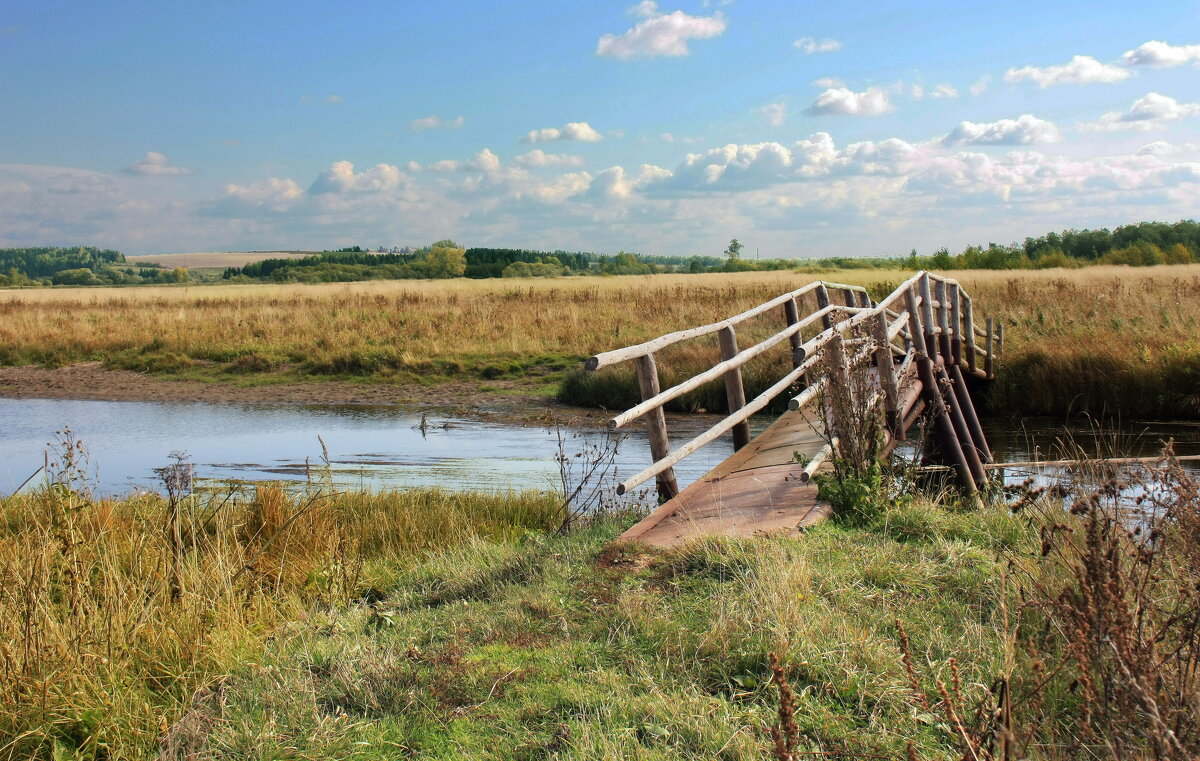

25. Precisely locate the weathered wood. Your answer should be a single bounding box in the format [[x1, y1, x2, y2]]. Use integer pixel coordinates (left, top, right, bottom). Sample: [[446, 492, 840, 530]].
[[823, 332, 852, 448], [800, 439, 835, 481], [997, 322, 1004, 354], [985, 317, 995, 379], [842, 288, 858, 308], [937, 360, 987, 485], [918, 274, 937, 352], [962, 295, 978, 374], [618, 351, 820, 494], [949, 283, 963, 366], [608, 308, 827, 430], [783, 297, 804, 368], [856, 290, 873, 309], [634, 353, 679, 500], [934, 279, 953, 364], [586, 280, 862, 371], [950, 361, 993, 464], [871, 312, 901, 433], [718, 326, 751, 451], [815, 284, 833, 330], [906, 286, 978, 495]]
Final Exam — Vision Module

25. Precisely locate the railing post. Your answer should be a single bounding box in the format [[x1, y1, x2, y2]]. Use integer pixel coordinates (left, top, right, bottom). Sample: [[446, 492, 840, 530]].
[[782, 297, 804, 368], [948, 283, 963, 366], [824, 331, 852, 452], [717, 326, 751, 451], [871, 311, 901, 436], [985, 317, 995, 379], [963, 295, 978, 375], [815, 284, 834, 330], [918, 274, 937, 361], [934, 279, 952, 364], [856, 290, 873, 309], [634, 353, 680, 501], [996, 322, 1004, 355], [842, 288, 857, 308]]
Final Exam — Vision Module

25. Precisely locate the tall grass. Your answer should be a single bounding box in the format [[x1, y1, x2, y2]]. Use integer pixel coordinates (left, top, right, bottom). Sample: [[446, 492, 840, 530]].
[[3, 266, 1200, 417], [0, 467, 560, 760]]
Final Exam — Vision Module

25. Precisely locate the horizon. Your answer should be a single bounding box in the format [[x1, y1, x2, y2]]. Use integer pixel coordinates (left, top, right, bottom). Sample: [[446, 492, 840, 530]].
[[1, 1, 1198, 257]]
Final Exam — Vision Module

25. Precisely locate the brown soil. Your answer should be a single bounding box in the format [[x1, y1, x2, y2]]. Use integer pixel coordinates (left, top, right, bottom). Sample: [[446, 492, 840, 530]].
[[0, 363, 609, 425]]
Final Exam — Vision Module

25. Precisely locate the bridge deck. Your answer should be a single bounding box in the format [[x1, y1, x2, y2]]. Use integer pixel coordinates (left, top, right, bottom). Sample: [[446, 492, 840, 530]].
[[618, 407, 833, 547]]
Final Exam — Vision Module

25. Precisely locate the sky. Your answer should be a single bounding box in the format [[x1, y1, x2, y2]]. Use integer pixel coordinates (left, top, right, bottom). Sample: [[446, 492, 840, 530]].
[[1, 1, 1198, 257]]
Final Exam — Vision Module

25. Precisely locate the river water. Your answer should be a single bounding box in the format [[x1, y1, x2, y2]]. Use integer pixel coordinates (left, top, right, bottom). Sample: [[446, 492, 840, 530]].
[[1, 398, 1198, 498]]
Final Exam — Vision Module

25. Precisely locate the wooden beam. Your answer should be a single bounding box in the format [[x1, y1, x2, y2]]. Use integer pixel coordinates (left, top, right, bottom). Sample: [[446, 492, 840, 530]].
[[634, 353, 679, 500], [718, 326, 751, 450]]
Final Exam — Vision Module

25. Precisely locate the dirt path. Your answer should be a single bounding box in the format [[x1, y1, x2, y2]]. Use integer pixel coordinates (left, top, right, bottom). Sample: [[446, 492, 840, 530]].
[[0, 363, 599, 423]]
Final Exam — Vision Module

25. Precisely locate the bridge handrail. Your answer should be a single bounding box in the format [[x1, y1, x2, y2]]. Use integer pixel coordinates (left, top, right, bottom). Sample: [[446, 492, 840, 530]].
[[585, 280, 869, 371], [585, 271, 1002, 498]]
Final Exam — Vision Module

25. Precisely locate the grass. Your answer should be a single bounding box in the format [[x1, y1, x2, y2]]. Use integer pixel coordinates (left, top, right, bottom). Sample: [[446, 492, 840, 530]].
[[3, 266, 1200, 417], [156, 501, 1035, 760], [0, 473, 562, 761]]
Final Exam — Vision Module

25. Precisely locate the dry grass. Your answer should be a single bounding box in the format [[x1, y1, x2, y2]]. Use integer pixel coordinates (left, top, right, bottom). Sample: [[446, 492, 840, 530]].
[[2, 265, 1199, 417], [0, 459, 560, 761]]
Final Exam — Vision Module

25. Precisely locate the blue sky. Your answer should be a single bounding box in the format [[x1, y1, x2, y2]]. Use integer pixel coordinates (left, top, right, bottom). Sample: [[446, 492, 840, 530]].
[[1, 1, 1198, 256]]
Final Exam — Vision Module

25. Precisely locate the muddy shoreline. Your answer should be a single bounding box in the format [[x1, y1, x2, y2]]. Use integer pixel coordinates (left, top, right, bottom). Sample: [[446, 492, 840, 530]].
[[0, 363, 606, 424]]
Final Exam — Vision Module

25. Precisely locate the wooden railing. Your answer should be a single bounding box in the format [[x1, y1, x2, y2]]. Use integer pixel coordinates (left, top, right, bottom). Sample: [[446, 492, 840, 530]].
[[583, 272, 1003, 499]]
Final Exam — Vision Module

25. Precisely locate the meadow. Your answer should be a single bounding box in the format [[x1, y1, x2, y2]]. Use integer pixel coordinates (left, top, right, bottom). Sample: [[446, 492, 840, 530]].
[[2, 265, 1200, 418]]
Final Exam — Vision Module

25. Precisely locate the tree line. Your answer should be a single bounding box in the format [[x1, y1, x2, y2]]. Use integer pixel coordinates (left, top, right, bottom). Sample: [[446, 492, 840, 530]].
[[0, 246, 187, 287]]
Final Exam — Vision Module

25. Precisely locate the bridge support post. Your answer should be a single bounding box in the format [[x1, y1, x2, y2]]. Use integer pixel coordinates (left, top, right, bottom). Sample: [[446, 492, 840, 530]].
[[871, 312, 901, 436], [963, 295, 978, 375], [985, 317, 995, 379], [815, 284, 834, 330], [634, 353, 680, 501], [717, 326, 752, 451], [906, 286, 979, 496]]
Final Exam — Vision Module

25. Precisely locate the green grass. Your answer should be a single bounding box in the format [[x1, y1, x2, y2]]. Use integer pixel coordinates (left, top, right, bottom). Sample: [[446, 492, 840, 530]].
[[169, 501, 1034, 760]]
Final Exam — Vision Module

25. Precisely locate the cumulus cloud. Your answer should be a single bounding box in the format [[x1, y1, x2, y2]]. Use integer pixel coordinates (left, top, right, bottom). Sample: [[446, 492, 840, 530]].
[[409, 115, 466, 132], [793, 37, 841, 54], [308, 161, 405, 194], [1004, 55, 1131, 87], [214, 177, 304, 212], [969, 75, 991, 96], [1121, 40, 1200, 68], [596, 1, 726, 59], [123, 151, 190, 176], [811, 77, 844, 89], [513, 150, 586, 168], [942, 115, 1061, 146], [930, 83, 959, 99], [1082, 92, 1200, 131], [805, 87, 893, 116], [520, 121, 604, 143]]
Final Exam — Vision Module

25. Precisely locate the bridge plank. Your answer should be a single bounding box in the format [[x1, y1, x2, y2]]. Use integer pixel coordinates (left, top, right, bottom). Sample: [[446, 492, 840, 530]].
[[619, 407, 832, 547]]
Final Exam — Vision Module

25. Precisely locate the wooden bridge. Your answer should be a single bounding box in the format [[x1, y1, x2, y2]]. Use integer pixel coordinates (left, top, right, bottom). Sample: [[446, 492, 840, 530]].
[[584, 271, 1003, 547]]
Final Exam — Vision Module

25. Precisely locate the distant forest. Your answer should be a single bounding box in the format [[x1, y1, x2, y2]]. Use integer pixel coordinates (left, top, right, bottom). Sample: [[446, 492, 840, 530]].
[[0, 246, 186, 286], [4, 220, 1199, 287]]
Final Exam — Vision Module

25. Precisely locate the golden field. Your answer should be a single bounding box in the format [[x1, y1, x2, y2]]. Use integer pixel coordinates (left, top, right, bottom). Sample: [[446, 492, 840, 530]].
[[2, 265, 1199, 417]]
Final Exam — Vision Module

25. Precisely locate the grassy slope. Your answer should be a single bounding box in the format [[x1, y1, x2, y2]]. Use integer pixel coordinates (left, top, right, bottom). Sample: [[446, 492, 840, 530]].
[[174, 504, 1032, 760]]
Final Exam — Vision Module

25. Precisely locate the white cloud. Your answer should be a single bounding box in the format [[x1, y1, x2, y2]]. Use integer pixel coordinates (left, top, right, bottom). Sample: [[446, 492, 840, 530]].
[[1121, 40, 1200, 68], [910, 84, 925, 100], [216, 177, 304, 212], [409, 115, 466, 132], [930, 83, 959, 99], [969, 75, 991, 96], [513, 149, 586, 168], [123, 151, 190, 176], [811, 77, 844, 89], [1004, 55, 1131, 87], [1137, 140, 1199, 157], [465, 148, 501, 172], [1082, 92, 1200, 131], [805, 87, 893, 116], [942, 115, 1061, 146], [596, 3, 726, 59], [324, 94, 343, 104], [308, 161, 404, 194], [793, 37, 841, 54], [520, 121, 604, 143], [758, 100, 786, 126]]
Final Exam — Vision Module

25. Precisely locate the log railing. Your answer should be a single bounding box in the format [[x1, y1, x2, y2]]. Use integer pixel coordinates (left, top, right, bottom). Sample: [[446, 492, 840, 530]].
[[583, 272, 1003, 499]]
